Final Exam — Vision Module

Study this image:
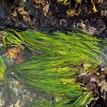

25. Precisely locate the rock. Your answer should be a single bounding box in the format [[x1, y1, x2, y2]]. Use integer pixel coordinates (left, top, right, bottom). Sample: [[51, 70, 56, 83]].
[[15, 22, 27, 29], [0, 4, 6, 19]]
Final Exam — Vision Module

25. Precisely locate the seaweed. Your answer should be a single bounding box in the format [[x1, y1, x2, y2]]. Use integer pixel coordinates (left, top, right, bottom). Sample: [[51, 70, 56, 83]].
[[0, 30, 105, 106]]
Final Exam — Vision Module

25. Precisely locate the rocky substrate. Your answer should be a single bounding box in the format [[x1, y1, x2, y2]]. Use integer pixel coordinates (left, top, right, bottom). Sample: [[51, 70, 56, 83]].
[[0, 77, 54, 107]]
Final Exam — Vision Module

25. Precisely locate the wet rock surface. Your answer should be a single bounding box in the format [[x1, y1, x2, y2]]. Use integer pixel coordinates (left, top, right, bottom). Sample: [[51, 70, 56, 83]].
[[76, 65, 107, 107], [0, 77, 54, 107], [0, 0, 106, 35]]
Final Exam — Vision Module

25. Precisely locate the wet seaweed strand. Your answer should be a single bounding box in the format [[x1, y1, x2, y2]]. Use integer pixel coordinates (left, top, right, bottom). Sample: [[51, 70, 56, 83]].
[[0, 30, 105, 106]]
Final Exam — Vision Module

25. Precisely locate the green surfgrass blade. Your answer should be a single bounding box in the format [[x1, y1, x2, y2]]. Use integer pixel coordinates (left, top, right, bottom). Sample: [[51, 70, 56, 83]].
[[0, 30, 104, 106]]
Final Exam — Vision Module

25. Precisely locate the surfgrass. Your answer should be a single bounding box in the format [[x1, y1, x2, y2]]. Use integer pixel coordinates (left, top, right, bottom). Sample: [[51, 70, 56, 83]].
[[0, 29, 104, 106]]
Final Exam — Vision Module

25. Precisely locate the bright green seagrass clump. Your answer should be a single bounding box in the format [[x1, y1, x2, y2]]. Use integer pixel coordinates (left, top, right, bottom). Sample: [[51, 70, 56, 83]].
[[0, 56, 7, 80], [0, 30, 104, 106]]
